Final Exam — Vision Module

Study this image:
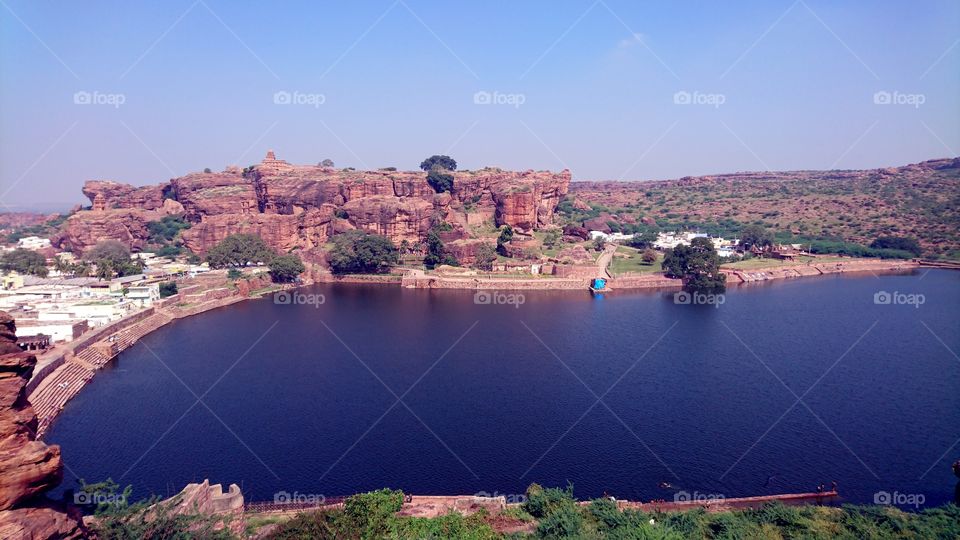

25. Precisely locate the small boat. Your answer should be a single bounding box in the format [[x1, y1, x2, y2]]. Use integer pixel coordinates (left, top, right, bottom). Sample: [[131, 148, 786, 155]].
[[590, 277, 608, 294]]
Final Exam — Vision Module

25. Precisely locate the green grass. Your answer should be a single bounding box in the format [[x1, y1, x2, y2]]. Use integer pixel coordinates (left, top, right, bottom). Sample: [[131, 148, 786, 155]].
[[609, 245, 662, 275]]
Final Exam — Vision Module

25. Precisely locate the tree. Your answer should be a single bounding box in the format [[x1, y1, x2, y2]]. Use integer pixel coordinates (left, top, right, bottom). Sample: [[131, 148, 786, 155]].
[[83, 240, 142, 277], [870, 236, 922, 257], [84, 240, 131, 267], [159, 281, 178, 298], [268, 253, 305, 283], [627, 231, 655, 249], [0, 249, 48, 277], [475, 243, 498, 271], [739, 225, 773, 251], [205, 234, 275, 268], [642, 248, 658, 264], [496, 225, 514, 256], [592, 236, 606, 251], [422, 228, 458, 269], [663, 237, 726, 293], [543, 229, 561, 249], [419, 155, 457, 172], [320, 158, 335, 167], [203, 167, 212, 174], [425, 169, 454, 193], [328, 230, 398, 274]]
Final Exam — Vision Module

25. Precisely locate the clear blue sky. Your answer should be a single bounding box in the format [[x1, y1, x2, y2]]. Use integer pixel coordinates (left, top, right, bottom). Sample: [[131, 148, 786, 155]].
[[1, 0, 958, 210]]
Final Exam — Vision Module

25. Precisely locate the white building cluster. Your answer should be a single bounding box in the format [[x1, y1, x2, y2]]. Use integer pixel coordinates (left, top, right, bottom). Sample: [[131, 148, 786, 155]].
[[588, 230, 740, 258]]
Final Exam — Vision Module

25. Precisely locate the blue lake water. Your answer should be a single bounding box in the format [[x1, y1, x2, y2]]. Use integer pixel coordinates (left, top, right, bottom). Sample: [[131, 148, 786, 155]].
[[46, 269, 960, 508]]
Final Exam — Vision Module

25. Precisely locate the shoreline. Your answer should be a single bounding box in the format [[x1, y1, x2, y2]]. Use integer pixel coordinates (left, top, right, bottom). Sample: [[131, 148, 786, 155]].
[[26, 273, 289, 438], [25, 258, 945, 438]]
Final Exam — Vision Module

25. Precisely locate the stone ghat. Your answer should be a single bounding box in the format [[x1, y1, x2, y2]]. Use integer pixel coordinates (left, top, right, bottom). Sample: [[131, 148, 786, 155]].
[[723, 259, 920, 284], [29, 311, 174, 437]]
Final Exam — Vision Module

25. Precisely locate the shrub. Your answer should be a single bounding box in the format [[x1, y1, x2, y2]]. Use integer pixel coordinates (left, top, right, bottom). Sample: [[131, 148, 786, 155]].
[[158, 282, 177, 298]]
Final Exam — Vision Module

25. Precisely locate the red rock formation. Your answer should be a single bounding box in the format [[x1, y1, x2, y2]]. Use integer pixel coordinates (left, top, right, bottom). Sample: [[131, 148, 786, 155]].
[[0, 312, 85, 538], [56, 151, 572, 257], [55, 208, 157, 255], [82, 180, 166, 211]]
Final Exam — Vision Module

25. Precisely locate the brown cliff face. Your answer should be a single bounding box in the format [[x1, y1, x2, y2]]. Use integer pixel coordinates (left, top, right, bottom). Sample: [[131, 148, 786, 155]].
[[57, 153, 571, 256], [0, 312, 85, 538]]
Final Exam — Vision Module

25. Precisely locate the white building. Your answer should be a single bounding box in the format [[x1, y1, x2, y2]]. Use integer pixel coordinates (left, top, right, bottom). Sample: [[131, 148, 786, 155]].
[[589, 231, 636, 243], [126, 283, 160, 307], [17, 236, 51, 250]]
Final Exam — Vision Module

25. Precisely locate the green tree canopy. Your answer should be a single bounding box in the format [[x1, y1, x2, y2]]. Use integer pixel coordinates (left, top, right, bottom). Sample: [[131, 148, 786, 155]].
[[84, 240, 143, 277], [739, 225, 773, 250], [205, 234, 275, 268], [0, 249, 48, 277], [419, 155, 457, 172], [328, 230, 398, 274], [426, 169, 454, 193], [268, 253, 306, 283], [870, 235, 922, 256], [663, 237, 726, 293]]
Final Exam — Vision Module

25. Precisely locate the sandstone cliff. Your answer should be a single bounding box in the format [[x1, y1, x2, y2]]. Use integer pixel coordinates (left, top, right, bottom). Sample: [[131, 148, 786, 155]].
[[0, 312, 85, 539], [60, 152, 571, 256]]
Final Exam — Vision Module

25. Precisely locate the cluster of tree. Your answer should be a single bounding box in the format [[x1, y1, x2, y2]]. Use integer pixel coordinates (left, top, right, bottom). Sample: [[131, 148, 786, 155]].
[[663, 237, 726, 293], [495, 225, 513, 256], [870, 235, 922, 257], [808, 240, 915, 260], [0, 249, 48, 277], [84, 241, 144, 279], [205, 234, 306, 283], [738, 224, 774, 251], [146, 215, 192, 257], [328, 230, 398, 274], [423, 227, 458, 269], [420, 155, 456, 193]]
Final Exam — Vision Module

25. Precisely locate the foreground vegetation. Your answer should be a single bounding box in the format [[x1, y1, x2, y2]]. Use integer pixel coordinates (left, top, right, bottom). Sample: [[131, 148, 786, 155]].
[[82, 480, 960, 539], [263, 485, 960, 539]]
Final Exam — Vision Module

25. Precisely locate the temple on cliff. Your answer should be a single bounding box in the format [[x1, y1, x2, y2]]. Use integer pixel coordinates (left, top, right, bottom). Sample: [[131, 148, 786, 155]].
[[259, 149, 293, 172]]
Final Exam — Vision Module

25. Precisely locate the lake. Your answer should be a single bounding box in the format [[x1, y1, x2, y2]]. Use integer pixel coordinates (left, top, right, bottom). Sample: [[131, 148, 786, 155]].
[[46, 269, 960, 508]]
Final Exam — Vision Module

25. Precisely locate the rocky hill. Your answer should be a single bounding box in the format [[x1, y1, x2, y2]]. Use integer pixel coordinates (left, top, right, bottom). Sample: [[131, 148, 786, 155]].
[[568, 157, 960, 257], [0, 312, 85, 538], [56, 151, 571, 256]]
